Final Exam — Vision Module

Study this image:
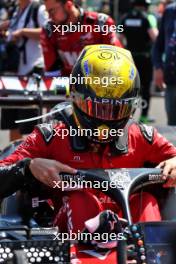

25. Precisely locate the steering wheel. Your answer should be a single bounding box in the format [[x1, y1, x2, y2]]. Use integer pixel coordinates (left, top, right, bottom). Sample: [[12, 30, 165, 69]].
[[59, 168, 165, 264]]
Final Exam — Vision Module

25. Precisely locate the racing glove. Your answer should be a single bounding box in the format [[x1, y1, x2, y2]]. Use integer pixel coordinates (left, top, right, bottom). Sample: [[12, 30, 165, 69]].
[[81, 210, 124, 249]]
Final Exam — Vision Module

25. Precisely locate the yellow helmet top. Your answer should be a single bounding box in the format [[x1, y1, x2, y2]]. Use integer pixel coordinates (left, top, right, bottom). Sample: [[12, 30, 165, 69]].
[[79, 44, 138, 99]]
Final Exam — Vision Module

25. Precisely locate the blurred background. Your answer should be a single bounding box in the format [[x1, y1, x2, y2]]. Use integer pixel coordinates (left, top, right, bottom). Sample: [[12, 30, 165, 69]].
[[0, 0, 173, 148]]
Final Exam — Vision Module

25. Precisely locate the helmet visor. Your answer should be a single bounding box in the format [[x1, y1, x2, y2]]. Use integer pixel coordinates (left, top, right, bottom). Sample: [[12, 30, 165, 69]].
[[74, 94, 137, 121]]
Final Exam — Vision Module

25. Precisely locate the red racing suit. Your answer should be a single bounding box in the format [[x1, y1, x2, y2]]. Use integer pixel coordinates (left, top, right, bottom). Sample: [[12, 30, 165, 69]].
[[40, 8, 123, 75], [0, 104, 176, 234]]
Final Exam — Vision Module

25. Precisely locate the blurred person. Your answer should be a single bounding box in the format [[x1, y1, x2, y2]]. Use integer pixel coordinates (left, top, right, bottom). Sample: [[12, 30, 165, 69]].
[[0, 0, 48, 141], [0, 1, 8, 22], [157, 0, 174, 18], [41, 0, 123, 76], [121, 0, 158, 124], [156, 0, 174, 29], [5, 0, 18, 20], [153, 2, 176, 125], [0, 1, 8, 70], [0, 1, 18, 34], [99, 0, 111, 15], [0, 0, 48, 75]]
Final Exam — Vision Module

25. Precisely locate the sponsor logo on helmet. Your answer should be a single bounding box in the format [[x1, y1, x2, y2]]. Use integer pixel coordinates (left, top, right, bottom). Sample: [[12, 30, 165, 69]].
[[88, 97, 132, 105], [129, 66, 135, 80], [99, 45, 117, 50], [84, 60, 90, 76]]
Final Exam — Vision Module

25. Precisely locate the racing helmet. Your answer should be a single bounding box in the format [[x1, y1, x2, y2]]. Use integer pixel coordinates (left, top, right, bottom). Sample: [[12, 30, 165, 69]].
[[70, 44, 140, 143]]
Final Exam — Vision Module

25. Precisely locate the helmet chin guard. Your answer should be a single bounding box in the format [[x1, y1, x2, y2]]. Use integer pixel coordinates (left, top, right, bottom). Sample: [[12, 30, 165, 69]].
[[73, 104, 129, 143]]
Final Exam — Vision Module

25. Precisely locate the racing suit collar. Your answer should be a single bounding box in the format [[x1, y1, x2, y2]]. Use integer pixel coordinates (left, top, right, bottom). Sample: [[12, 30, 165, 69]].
[[110, 126, 129, 156]]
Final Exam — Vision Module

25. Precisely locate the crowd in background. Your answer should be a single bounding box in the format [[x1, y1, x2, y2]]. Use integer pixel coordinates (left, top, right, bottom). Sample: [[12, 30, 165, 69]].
[[0, 0, 175, 142]]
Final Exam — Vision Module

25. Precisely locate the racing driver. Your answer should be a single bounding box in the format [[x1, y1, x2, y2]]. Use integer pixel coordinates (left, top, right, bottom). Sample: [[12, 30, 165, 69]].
[[41, 0, 122, 76], [0, 45, 176, 241]]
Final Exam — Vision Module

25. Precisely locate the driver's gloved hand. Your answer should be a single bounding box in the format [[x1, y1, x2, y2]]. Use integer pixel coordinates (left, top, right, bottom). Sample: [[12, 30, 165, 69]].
[[81, 210, 123, 249]]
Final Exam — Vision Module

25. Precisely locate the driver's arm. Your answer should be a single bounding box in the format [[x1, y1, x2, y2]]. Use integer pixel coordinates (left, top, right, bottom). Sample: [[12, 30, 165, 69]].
[[144, 128, 176, 185], [146, 128, 176, 164], [0, 125, 76, 198], [157, 156, 176, 187], [0, 128, 48, 198], [0, 159, 32, 198]]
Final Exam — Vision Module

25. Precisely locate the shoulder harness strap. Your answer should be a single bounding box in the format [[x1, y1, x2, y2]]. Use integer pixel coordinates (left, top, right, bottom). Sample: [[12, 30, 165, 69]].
[[110, 119, 135, 155], [138, 123, 154, 144], [37, 123, 54, 144]]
